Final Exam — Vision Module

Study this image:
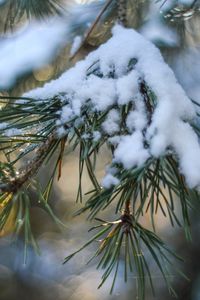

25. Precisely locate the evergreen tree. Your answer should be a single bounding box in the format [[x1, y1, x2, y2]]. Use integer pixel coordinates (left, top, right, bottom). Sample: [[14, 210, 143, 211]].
[[0, 0, 200, 299]]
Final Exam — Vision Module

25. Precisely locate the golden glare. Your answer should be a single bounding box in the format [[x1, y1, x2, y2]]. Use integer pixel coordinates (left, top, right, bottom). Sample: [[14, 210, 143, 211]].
[[33, 64, 55, 82]]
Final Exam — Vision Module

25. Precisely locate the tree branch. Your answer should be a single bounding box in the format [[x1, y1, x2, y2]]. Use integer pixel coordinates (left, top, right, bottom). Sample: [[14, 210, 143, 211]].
[[0, 132, 56, 193], [70, 0, 114, 60]]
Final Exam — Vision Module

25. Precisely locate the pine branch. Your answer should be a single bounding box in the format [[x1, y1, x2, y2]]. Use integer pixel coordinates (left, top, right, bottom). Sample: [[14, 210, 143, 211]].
[[0, 22, 200, 299], [0, 131, 56, 193], [70, 0, 115, 60], [164, 0, 200, 21], [0, 95, 65, 254], [4, 0, 66, 30], [64, 213, 184, 298]]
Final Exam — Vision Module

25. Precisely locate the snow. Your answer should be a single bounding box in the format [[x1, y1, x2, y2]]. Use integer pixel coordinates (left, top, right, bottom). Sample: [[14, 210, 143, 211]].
[[0, 0, 110, 88], [170, 121, 200, 188], [70, 36, 82, 56], [114, 132, 150, 169], [60, 106, 74, 124], [140, 18, 179, 47], [101, 173, 120, 189], [3, 128, 22, 137], [0, 18, 68, 89], [173, 48, 200, 105], [78, 75, 116, 111], [0, 122, 8, 130], [57, 126, 67, 138], [126, 96, 147, 131], [116, 71, 140, 105], [23, 25, 200, 189], [102, 109, 120, 135], [101, 166, 119, 189], [178, 0, 195, 5], [93, 131, 101, 142], [0, 122, 22, 137]]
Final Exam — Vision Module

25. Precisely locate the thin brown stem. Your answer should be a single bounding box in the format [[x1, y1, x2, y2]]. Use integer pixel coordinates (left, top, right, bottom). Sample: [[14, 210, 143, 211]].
[[0, 132, 56, 193], [124, 199, 131, 215], [70, 0, 114, 60]]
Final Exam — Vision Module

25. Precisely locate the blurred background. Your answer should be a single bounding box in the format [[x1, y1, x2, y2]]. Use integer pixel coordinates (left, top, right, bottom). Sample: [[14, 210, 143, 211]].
[[0, 0, 200, 299]]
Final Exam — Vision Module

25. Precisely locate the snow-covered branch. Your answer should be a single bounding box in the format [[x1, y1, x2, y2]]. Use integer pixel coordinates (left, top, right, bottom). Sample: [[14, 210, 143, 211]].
[[23, 25, 200, 188]]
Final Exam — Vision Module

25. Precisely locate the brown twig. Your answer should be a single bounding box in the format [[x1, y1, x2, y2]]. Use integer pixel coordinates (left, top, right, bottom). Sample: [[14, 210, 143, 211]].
[[121, 200, 132, 234], [0, 132, 57, 193], [70, 0, 114, 60]]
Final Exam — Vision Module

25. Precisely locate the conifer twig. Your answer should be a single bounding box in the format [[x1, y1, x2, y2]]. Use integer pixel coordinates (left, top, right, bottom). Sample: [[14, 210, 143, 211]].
[[70, 0, 114, 60], [0, 132, 56, 193]]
